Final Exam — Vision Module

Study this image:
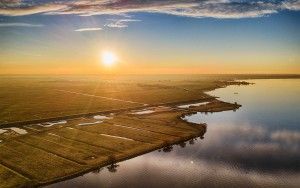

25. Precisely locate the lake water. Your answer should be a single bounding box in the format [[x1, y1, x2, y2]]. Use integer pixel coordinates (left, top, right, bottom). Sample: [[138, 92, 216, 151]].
[[47, 79, 300, 188]]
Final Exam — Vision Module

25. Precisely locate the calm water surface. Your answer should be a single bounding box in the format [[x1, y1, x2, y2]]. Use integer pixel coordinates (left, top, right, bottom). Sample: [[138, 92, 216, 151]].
[[47, 79, 300, 188]]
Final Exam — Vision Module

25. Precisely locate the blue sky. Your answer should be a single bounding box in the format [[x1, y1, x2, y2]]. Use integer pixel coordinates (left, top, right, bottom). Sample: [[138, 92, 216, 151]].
[[0, 0, 299, 74]]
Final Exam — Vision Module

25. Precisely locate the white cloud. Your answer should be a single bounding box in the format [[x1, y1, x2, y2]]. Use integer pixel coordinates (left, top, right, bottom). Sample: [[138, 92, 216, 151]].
[[0, 0, 299, 18], [282, 0, 300, 10], [105, 19, 140, 28], [74, 27, 102, 32], [271, 130, 300, 144], [0, 22, 43, 27], [0, 4, 66, 16]]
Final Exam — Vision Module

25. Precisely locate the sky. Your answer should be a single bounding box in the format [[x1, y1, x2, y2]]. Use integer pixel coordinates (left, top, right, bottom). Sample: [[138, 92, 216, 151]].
[[0, 0, 300, 74]]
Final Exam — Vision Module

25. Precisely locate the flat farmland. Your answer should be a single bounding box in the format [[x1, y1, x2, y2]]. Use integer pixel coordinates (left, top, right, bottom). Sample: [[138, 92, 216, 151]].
[[1, 75, 298, 187], [0, 75, 226, 124], [0, 107, 208, 187]]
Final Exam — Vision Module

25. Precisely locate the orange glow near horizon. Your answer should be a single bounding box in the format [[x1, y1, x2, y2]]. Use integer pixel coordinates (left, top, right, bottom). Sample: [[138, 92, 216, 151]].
[[1, 46, 299, 75], [1, 62, 299, 75], [1, 1, 300, 75], [1, 42, 299, 75]]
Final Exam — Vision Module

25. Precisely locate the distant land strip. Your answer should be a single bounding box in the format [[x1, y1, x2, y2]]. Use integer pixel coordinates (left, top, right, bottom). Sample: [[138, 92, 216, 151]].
[[0, 97, 215, 128]]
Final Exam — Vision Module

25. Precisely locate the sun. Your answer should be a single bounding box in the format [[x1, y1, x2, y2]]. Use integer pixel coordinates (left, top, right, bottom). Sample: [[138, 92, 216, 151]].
[[101, 51, 118, 67]]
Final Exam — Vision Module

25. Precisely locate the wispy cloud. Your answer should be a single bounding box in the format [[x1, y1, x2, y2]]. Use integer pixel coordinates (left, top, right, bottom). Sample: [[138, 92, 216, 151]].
[[0, 0, 22, 6], [74, 27, 102, 32], [0, 4, 66, 16], [0, 22, 43, 27], [271, 130, 300, 144], [105, 19, 140, 28], [0, 0, 299, 18], [282, 0, 300, 10]]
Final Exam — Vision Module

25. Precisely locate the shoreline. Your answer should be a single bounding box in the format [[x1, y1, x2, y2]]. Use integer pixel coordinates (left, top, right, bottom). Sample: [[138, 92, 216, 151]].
[[0, 80, 247, 188], [38, 131, 206, 187], [39, 81, 245, 187], [0, 80, 250, 128], [0, 97, 216, 129]]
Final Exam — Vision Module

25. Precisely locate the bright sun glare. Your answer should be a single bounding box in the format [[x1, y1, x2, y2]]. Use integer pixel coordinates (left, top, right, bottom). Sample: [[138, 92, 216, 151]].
[[101, 51, 118, 67]]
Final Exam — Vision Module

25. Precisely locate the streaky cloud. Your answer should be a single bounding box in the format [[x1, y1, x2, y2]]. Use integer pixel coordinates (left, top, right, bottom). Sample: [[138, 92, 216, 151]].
[[74, 27, 103, 32], [0, 22, 43, 27], [0, 3, 66, 16], [271, 130, 300, 144], [0, 0, 299, 18], [105, 19, 141, 28], [282, 0, 300, 10]]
